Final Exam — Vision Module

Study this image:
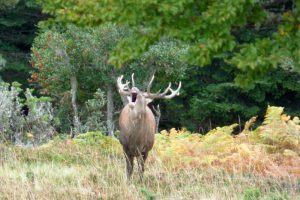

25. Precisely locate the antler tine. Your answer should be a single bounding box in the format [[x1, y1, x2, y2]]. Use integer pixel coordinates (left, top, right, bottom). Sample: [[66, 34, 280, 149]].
[[147, 75, 155, 94], [163, 81, 181, 99], [158, 82, 172, 97], [117, 75, 131, 96], [145, 81, 181, 99], [131, 73, 135, 88]]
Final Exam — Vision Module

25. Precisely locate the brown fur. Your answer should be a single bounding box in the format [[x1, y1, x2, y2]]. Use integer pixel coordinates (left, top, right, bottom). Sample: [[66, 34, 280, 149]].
[[117, 74, 181, 179], [119, 93, 156, 179]]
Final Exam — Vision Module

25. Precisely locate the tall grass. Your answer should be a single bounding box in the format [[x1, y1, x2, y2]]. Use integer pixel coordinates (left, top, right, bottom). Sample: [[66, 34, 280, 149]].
[[0, 139, 298, 200]]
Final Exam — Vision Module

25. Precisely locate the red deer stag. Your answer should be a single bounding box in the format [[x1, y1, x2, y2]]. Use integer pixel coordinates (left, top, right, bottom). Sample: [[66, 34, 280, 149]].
[[117, 74, 181, 179]]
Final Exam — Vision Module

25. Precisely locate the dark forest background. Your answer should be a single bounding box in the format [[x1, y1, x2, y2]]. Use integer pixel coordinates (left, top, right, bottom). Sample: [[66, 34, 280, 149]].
[[1, 0, 299, 135]]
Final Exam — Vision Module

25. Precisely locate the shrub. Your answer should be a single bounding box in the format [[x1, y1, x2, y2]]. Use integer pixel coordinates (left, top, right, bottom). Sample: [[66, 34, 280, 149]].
[[74, 131, 107, 146], [73, 131, 122, 154], [155, 106, 300, 178], [0, 82, 24, 142], [255, 106, 300, 153], [0, 82, 56, 146], [81, 88, 106, 133]]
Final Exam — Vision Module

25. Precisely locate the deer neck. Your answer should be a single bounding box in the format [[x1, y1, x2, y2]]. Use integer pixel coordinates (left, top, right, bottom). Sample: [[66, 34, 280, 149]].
[[130, 106, 147, 121], [128, 102, 148, 133]]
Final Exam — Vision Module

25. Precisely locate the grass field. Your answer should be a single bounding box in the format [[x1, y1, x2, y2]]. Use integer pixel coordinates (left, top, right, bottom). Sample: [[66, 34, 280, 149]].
[[0, 134, 299, 200]]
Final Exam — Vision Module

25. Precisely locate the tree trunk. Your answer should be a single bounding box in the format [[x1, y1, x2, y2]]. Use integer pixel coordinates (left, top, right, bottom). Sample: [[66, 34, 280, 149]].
[[70, 75, 81, 136], [106, 83, 114, 136], [152, 105, 161, 133]]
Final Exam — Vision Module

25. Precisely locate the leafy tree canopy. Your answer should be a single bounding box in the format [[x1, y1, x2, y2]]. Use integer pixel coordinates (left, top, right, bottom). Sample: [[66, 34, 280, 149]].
[[30, 24, 127, 97], [0, 0, 45, 86], [0, 0, 19, 10], [37, 0, 300, 85]]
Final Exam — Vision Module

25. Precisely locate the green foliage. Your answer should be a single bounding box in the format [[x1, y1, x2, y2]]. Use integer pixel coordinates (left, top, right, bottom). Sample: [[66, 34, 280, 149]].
[[82, 89, 106, 133], [231, 38, 282, 86], [0, 0, 44, 87], [73, 131, 122, 155], [229, 3, 300, 84], [202, 124, 237, 147], [31, 24, 193, 133], [74, 131, 121, 153], [18, 139, 95, 165], [0, 54, 6, 68], [25, 170, 35, 183], [125, 38, 188, 96], [133, 38, 188, 77], [36, 0, 262, 66], [140, 187, 156, 200], [30, 24, 128, 96], [0, 0, 19, 10], [36, 0, 299, 85], [254, 106, 300, 153], [263, 106, 285, 125], [74, 131, 106, 146], [53, 100, 72, 134], [1, 0, 295, 136], [30, 24, 129, 133], [158, 59, 300, 132], [242, 187, 262, 200], [29, 1, 300, 133], [0, 81, 55, 145]]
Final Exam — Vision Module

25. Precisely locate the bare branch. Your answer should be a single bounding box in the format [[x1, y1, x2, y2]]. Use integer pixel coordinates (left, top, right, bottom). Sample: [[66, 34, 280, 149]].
[[152, 104, 161, 133]]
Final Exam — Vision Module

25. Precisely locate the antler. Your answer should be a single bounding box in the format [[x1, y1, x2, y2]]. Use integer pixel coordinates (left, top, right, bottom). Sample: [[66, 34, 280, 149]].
[[131, 73, 135, 87], [144, 75, 182, 99], [117, 75, 131, 96]]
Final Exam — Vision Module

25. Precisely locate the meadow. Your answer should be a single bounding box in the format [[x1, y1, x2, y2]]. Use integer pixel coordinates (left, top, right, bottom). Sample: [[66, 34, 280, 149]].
[[1, 1, 299, 199], [0, 106, 299, 200]]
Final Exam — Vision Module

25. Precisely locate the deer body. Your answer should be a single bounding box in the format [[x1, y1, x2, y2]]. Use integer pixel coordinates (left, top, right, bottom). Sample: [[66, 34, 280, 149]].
[[117, 75, 181, 179], [119, 104, 155, 157]]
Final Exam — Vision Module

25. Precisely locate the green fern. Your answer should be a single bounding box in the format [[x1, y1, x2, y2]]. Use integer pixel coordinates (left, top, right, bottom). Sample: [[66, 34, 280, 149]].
[[263, 106, 284, 125]]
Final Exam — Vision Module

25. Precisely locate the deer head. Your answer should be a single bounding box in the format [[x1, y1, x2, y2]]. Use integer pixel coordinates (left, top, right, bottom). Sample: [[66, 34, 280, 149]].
[[117, 73, 181, 112]]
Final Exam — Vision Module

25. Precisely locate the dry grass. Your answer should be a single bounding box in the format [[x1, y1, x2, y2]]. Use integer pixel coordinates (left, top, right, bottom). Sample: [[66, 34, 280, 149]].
[[0, 138, 299, 200]]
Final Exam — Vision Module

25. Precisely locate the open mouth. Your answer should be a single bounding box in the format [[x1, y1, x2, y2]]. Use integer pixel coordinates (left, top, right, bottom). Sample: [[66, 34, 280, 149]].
[[131, 92, 137, 103]]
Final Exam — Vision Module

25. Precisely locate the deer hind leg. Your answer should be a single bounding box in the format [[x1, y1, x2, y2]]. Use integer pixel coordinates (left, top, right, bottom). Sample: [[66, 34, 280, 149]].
[[137, 152, 148, 180], [125, 152, 134, 180], [143, 152, 149, 162]]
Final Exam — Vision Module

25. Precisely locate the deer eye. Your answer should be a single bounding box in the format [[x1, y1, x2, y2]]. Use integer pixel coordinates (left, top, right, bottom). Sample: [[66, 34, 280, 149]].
[[131, 92, 137, 103]]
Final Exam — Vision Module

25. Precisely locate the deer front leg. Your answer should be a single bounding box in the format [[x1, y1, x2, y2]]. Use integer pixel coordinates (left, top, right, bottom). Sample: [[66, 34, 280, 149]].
[[137, 152, 148, 180], [137, 155, 144, 180], [125, 152, 134, 180]]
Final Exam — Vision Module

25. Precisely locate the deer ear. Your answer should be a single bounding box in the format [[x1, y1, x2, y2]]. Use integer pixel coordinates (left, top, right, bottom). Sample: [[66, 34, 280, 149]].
[[146, 98, 153, 104]]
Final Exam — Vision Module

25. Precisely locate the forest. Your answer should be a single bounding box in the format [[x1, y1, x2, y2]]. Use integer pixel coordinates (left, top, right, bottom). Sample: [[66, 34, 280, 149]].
[[0, 0, 300, 199]]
